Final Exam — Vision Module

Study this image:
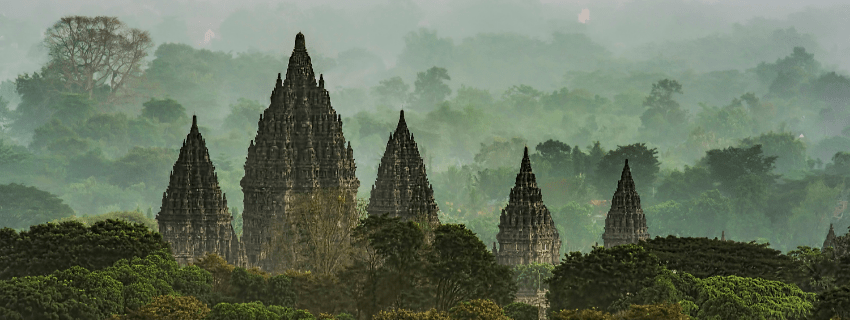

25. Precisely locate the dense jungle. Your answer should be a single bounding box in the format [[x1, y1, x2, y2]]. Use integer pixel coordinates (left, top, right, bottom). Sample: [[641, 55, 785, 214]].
[[2, 0, 850, 319]]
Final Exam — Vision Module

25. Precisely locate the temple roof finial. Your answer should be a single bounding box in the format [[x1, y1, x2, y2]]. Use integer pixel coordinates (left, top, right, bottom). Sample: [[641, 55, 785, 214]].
[[295, 32, 306, 51]]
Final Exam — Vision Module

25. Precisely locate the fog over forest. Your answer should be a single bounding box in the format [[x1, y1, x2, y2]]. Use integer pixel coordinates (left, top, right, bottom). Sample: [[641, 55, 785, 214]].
[[3, 0, 850, 255]]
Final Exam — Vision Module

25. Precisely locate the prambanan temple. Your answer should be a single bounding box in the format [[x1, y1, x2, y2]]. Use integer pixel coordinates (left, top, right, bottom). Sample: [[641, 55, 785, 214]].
[[156, 32, 654, 274], [239, 33, 360, 272], [367, 110, 441, 238], [601, 159, 650, 248], [156, 116, 246, 267], [493, 147, 562, 265]]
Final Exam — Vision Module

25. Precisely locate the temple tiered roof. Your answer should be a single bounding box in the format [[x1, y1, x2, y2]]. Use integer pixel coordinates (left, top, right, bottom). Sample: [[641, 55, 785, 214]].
[[157, 115, 245, 266], [494, 147, 561, 265], [601, 159, 650, 248]]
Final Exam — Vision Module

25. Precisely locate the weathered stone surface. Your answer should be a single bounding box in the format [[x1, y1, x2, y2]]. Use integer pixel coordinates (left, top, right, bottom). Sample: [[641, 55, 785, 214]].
[[240, 33, 359, 271], [367, 110, 440, 237], [157, 115, 246, 267], [494, 147, 561, 265], [602, 159, 650, 248]]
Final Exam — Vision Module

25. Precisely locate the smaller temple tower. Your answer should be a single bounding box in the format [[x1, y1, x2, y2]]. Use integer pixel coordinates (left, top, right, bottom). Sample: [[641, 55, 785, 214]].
[[602, 159, 650, 248], [824, 224, 837, 249], [493, 147, 561, 265], [367, 110, 441, 235], [157, 116, 246, 266]]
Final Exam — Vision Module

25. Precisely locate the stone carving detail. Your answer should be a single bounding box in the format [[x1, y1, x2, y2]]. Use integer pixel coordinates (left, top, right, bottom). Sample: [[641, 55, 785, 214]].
[[601, 159, 650, 248], [240, 33, 360, 272], [494, 147, 561, 265], [157, 115, 246, 267], [367, 111, 441, 237]]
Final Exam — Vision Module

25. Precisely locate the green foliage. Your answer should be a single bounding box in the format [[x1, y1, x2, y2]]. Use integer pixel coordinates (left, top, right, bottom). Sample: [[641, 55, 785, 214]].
[[141, 98, 188, 124], [0, 219, 170, 279], [740, 131, 808, 177], [503, 302, 538, 320], [704, 144, 777, 194], [206, 301, 315, 320], [811, 285, 850, 320], [448, 299, 509, 320], [655, 166, 713, 204], [373, 308, 450, 320], [639, 236, 801, 284], [788, 180, 842, 248], [547, 245, 665, 312], [411, 66, 452, 111], [593, 143, 660, 197], [551, 201, 601, 253], [551, 308, 613, 320], [0, 183, 75, 230], [108, 146, 176, 188], [787, 246, 839, 293], [110, 295, 210, 320], [513, 262, 554, 292], [372, 76, 411, 107], [431, 224, 517, 311]]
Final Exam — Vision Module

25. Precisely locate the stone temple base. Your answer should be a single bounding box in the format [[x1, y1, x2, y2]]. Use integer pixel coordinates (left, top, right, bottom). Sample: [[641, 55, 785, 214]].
[[515, 289, 549, 320]]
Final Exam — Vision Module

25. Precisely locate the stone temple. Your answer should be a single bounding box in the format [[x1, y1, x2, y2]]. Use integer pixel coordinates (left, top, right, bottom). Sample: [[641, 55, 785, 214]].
[[367, 110, 441, 236], [601, 159, 650, 248], [493, 147, 561, 265], [156, 115, 246, 267], [240, 33, 360, 271]]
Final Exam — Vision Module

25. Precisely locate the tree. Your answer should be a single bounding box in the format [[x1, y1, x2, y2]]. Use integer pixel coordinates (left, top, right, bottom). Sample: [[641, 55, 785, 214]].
[[206, 302, 315, 320], [787, 246, 839, 293], [593, 143, 660, 197], [704, 144, 777, 195], [639, 236, 801, 284], [811, 285, 850, 320], [655, 165, 713, 204], [0, 183, 75, 230], [513, 262, 555, 292], [547, 245, 665, 313], [110, 295, 210, 320], [411, 67, 452, 111], [141, 98, 188, 124], [740, 131, 808, 176], [109, 147, 176, 189], [503, 302, 539, 320], [0, 219, 170, 279], [44, 16, 153, 103], [449, 299, 510, 320], [534, 139, 572, 178], [430, 224, 516, 311], [223, 98, 264, 137], [269, 188, 360, 276], [373, 309, 449, 320], [639, 79, 686, 128], [372, 76, 410, 107]]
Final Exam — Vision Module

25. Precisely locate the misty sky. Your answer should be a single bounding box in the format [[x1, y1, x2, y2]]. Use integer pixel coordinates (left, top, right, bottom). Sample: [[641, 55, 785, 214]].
[[2, 0, 849, 84]]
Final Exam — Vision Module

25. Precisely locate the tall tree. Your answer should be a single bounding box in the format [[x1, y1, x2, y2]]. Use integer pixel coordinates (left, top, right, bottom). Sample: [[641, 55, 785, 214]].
[[430, 224, 516, 311], [43, 16, 153, 103], [593, 143, 660, 198], [411, 67, 452, 111]]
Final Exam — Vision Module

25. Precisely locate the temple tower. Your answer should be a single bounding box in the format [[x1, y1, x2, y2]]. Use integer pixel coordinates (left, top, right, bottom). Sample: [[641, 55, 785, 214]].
[[602, 159, 650, 248], [241, 33, 360, 271], [367, 110, 440, 235], [157, 115, 246, 267], [493, 147, 561, 265]]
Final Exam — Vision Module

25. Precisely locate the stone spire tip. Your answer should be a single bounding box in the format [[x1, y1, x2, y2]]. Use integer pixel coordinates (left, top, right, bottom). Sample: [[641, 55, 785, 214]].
[[191, 114, 198, 132], [295, 32, 306, 50]]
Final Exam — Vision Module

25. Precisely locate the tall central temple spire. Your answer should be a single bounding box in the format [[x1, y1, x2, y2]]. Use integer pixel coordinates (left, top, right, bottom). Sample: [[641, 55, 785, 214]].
[[367, 110, 441, 238], [494, 147, 561, 265], [241, 33, 359, 272], [602, 159, 650, 247]]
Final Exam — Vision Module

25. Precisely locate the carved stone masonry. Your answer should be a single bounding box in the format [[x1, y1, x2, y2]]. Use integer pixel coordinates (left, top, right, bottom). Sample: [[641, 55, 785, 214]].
[[157, 115, 246, 267], [494, 147, 561, 265], [602, 159, 650, 248], [240, 33, 360, 272], [367, 110, 441, 238]]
